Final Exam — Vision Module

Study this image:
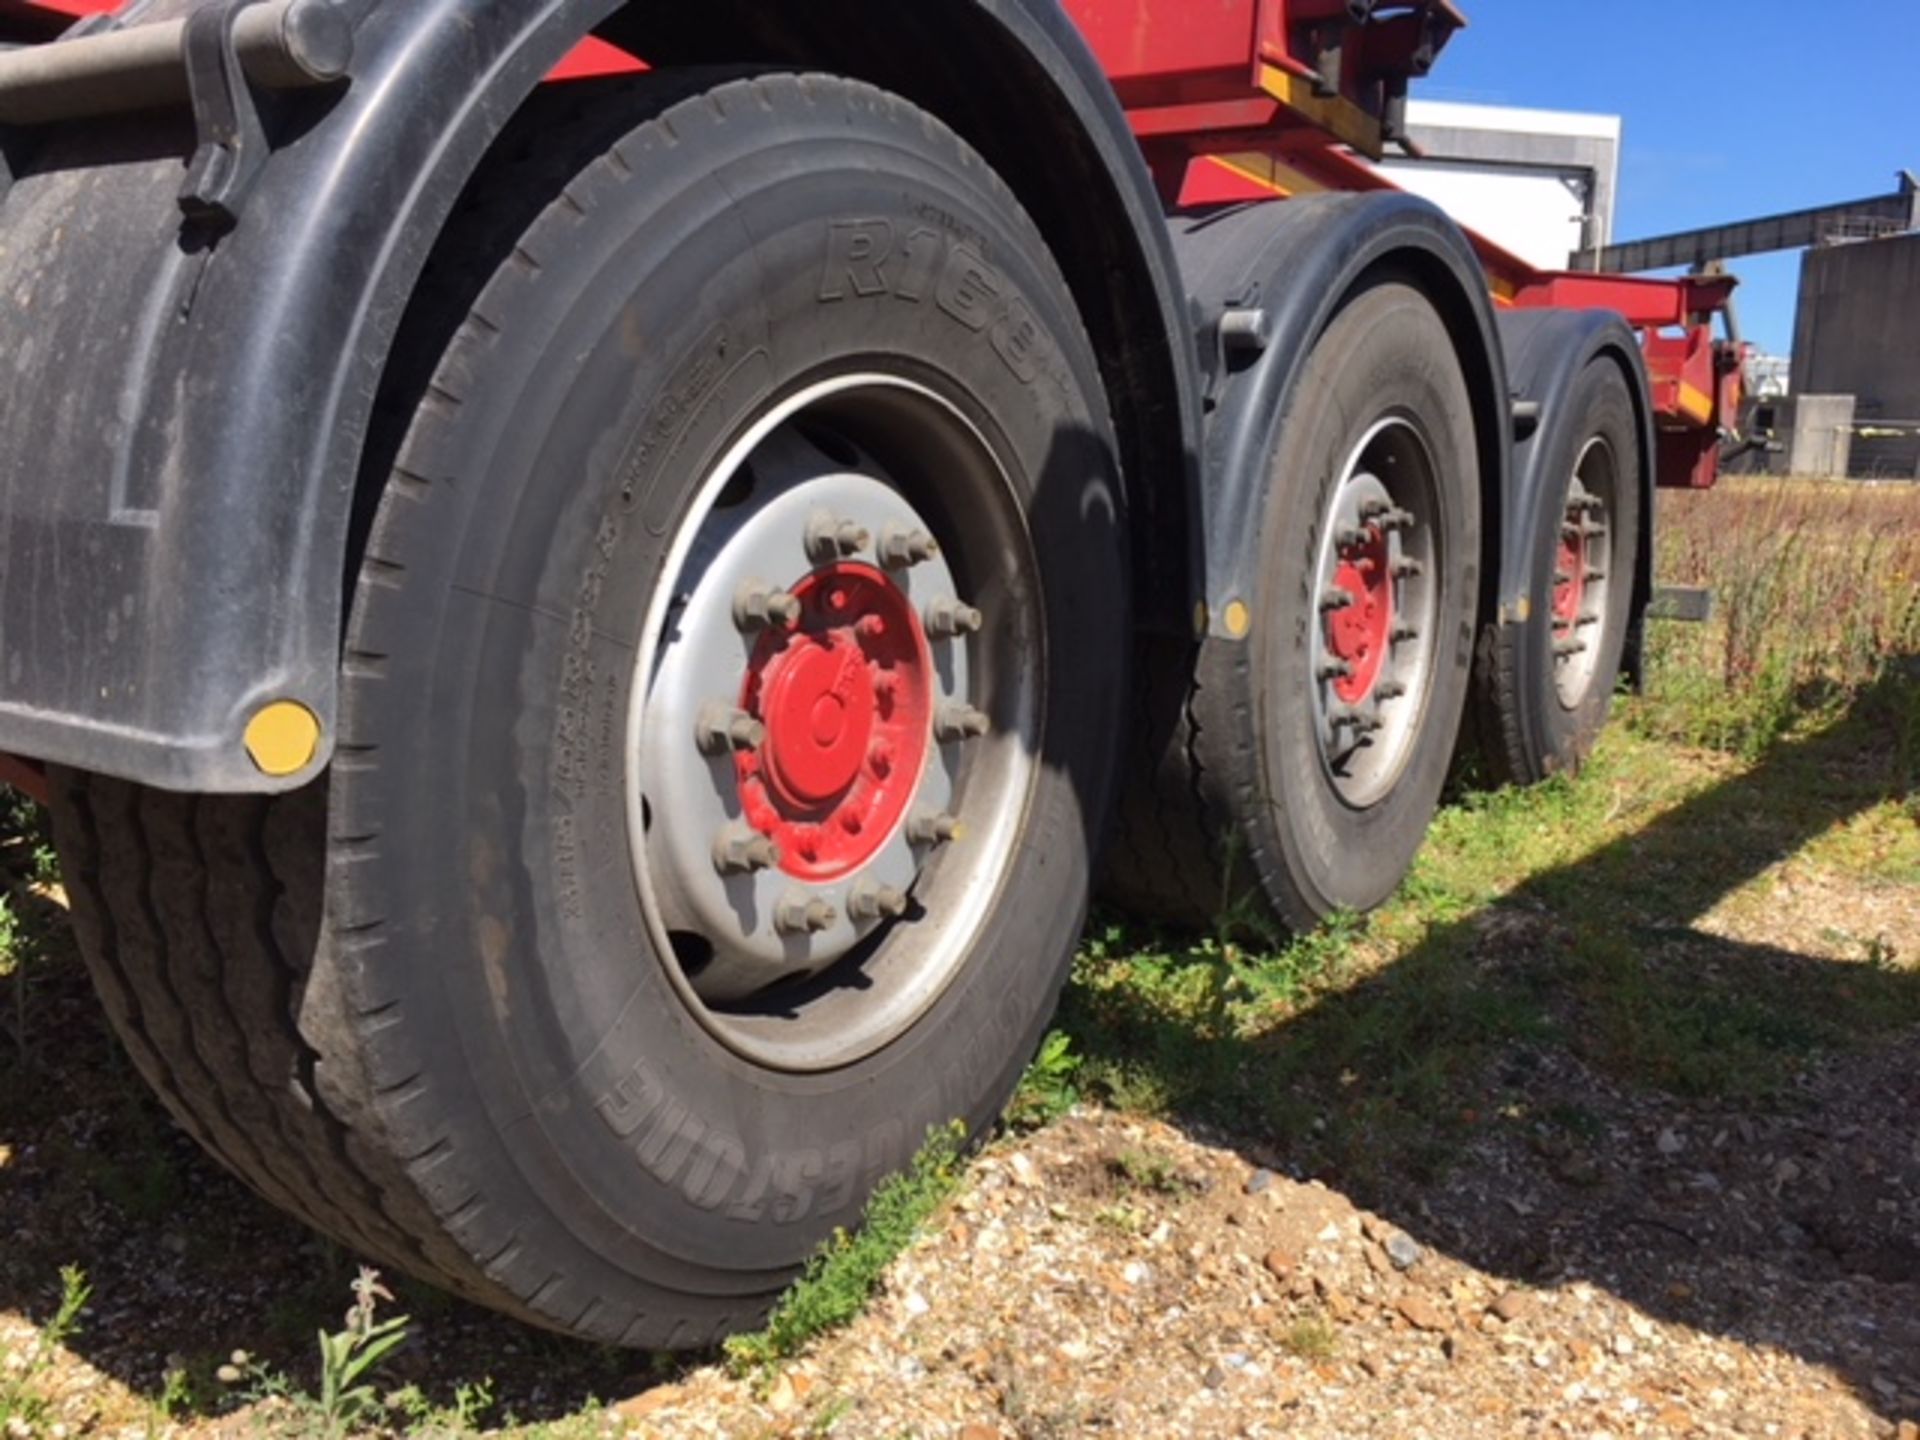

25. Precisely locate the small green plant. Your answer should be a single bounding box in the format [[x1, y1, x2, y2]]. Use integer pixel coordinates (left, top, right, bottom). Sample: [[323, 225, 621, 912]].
[[314, 1268, 411, 1439], [1864, 933, 1900, 972], [1280, 1313, 1337, 1361], [1108, 1147, 1184, 1196], [1092, 1202, 1148, 1235], [0, 894, 23, 1062], [387, 1377, 496, 1437], [724, 1123, 968, 1373], [808, 1394, 856, 1434], [0, 1267, 92, 1432], [1005, 1030, 1081, 1132]]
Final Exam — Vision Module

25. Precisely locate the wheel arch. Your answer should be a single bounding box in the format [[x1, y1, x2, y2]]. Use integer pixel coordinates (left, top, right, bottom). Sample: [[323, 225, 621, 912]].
[[1492, 309, 1657, 643], [1167, 192, 1510, 637], [0, 0, 1199, 793]]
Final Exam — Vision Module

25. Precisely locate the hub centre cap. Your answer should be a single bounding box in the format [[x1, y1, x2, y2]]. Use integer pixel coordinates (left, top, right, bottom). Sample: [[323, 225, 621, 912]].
[[1327, 525, 1393, 704], [741, 564, 933, 879]]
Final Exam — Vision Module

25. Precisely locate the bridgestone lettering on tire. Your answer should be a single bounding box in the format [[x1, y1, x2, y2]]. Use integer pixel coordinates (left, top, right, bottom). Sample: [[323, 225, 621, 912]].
[[47, 72, 1127, 1347], [1112, 279, 1481, 933]]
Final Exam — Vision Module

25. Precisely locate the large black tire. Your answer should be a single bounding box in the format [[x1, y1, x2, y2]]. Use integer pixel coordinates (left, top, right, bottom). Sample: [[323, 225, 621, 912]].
[[48, 72, 1127, 1347], [1473, 358, 1640, 784], [1108, 279, 1480, 933]]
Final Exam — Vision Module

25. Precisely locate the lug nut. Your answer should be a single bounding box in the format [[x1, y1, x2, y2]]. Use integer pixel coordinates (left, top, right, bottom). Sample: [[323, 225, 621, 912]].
[[1375, 681, 1407, 701], [1390, 623, 1420, 643], [934, 703, 991, 742], [1362, 501, 1416, 532], [924, 598, 984, 639], [878, 524, 940, 570], [1320, 589, 1356, 613], [1334, 525, 1370, 549], [1575, 614, 1600, 629], [1554, 569, 1574, 586], [805, 512, 872, 564], [907, 811, 963, 846], [734, 580, 802, 632], [848, 880, 911, 923], [1317, 659, 1354, 682], [1391, 558, 1424, 580], [1330, 709, 1383, 735], [696, 702, 765, 757], [774, 892, 837, 936], [1554, 639, 1589, 659], [713, 824, 781, 876], [1584, 568, 1608, 583]]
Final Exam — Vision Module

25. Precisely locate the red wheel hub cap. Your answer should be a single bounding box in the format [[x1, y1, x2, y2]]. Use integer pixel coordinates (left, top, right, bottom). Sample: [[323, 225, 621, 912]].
[[1553, 524, 1586, 627], [736, 563, 932, 880], [1327, 524, 1393, 704]]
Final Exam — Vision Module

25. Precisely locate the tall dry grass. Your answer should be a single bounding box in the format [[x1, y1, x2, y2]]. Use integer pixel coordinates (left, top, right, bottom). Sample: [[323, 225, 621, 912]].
[[1638, 476, 1920, 756]]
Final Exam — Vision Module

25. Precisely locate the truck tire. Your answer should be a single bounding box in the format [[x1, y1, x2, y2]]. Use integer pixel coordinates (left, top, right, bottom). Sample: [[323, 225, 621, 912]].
[[1113, 278, 1480, 933], [47, 71, 1127, 1347], [1475, 358, 1640, 783]]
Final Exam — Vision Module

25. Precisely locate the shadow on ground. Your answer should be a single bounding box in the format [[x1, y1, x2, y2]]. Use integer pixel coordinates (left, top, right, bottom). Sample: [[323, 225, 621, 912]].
[[1, 670, 1915, 1427], [1063, 665, 1920, 1425]]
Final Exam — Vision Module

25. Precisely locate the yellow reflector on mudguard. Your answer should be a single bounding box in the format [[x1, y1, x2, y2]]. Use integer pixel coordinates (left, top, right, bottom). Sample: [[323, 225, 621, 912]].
[[244, 701, 321, 777]]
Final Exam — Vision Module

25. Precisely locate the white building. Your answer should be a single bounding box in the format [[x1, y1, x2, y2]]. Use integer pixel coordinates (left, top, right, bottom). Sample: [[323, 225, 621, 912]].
[[1375, 100, 1623, 273]]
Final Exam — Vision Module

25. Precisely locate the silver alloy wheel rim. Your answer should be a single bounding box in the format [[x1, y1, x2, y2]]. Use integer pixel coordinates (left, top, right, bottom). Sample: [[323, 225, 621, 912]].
[[1307, 416, 1443, 809], [1553, 437, 1617, 710], [626, 374, 1043, 1072]]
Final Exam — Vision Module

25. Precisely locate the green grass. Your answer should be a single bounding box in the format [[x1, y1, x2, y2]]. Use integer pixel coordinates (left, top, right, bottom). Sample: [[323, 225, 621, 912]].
[[1058, 660, 1920, 1191], [722, 1123, 968, 1374], [0, 1266, 91, 1434], [1636, 477, 1920, 758]]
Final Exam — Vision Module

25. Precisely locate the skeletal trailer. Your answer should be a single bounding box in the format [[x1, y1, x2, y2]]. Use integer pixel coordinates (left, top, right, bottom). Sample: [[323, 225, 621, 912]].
[[0, 0, 1741, 1345]]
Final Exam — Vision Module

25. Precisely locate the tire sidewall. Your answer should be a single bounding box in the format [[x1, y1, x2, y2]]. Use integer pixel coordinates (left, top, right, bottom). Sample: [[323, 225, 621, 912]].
[[1519, 359, 1641, 773], [1250, 281, 1482, 919], [339, 81, 1124, 1307]]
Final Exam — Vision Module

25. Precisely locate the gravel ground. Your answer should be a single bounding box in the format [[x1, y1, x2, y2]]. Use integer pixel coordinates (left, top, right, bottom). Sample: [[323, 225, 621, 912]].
[[4, 962, 1917, 1439], [3, 715, 1917, 1440], [611, 1037, 1920, 1440]]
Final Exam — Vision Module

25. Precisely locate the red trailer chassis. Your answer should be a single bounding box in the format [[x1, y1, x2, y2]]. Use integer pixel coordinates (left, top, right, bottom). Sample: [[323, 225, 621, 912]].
[[11, 0, 1740, 495], [1057, 0, 1740, 491]]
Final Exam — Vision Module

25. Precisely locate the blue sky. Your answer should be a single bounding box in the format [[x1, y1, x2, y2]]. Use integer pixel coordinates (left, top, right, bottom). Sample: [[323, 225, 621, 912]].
[[1417, 0, 1920, 356]]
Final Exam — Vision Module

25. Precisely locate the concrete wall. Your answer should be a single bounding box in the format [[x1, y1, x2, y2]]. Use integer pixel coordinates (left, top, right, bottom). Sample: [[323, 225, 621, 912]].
[[1768, 395, 1855, 480], [1791, 232, 1920, 477]]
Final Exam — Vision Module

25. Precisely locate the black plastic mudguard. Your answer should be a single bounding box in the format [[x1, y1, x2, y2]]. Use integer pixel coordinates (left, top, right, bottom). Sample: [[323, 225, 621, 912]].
[[1168, 193, 1511, 637], [0, 0, 1201, 792], [1492, 308, 1656, 638]]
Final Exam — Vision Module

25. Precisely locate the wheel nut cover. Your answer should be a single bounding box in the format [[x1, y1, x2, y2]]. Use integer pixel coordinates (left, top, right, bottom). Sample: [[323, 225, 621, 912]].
[[737, 563, 934, 881]]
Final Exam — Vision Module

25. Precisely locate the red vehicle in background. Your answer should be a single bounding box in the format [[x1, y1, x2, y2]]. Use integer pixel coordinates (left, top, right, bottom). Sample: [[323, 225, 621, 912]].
[[0, 0, 1737, 1345]]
